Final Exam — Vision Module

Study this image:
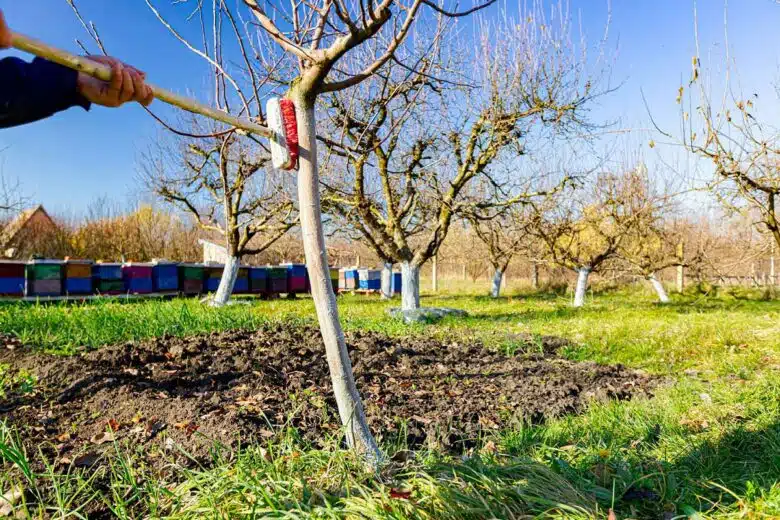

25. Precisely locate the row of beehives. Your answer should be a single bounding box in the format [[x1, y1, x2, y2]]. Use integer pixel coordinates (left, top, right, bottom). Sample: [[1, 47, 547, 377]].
[[0, 259, 401, 298]]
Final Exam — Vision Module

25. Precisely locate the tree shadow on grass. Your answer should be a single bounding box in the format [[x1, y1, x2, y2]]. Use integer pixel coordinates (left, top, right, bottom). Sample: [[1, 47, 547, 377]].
[[538, 420, 780, 518], [662, 420, 780, 515]]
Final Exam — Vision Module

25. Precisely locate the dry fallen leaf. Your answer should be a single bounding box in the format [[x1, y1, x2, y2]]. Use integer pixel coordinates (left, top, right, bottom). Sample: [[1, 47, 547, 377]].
[[90, 431, 115, 445], [73, 453, 100, 468], [389, 488, 412, 500], [107, 419, 120, 432], [608, 508, 617, 520], [0, 487, 22, 517]]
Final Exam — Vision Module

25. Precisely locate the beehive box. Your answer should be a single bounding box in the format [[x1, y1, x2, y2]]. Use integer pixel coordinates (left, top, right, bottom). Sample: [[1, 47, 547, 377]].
[[249, 267, 267, 293], [178, 263, 205, 295], [205, 265, 224, 292], [267, 266, 288, 294], [233, 267, 250, 294], [26, 259, 64, 297], [64, 259, 93, 295], [343, 269, 358, 290], [329, 267, 339, 293], [122, 263, 154, 294], [92, 263, 124, 294], [282, 263, 308, 293], [152, 262, 179, 293], [358, 269, 381, 291], [0, 261, 26, 296], [393, 271, 402, 294]]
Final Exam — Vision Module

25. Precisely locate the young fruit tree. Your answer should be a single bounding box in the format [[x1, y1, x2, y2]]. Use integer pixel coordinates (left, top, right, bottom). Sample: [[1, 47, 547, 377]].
[[529, 165, 651, 307], [234, 0, 502, 463], [321, 1, 609, 311]]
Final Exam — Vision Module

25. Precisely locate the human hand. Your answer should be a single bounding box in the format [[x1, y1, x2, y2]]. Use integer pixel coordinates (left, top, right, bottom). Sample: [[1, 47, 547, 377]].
[[77, 56, 154, 108], [0, 10, 12, 49]]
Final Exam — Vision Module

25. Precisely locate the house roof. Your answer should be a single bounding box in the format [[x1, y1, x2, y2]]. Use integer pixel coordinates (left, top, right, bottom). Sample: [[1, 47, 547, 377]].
[[0, 205, 56, 248]]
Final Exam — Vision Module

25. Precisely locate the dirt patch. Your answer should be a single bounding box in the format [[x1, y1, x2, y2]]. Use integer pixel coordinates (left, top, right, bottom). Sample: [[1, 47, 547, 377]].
[[0, 325, 655, 466]]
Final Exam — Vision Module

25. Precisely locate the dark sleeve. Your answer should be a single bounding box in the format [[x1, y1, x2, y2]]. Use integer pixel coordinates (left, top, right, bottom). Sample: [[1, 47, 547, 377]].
[[0, 56, 91, 129]]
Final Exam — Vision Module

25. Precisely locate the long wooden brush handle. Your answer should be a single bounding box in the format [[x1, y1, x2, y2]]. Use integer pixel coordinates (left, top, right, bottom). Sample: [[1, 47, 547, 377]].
[[9, 31, 272, 138]]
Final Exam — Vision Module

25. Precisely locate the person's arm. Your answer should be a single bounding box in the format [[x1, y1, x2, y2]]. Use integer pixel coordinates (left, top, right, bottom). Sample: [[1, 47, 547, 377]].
[[0, 9, 153, 129], [0, 56, 91, 128]]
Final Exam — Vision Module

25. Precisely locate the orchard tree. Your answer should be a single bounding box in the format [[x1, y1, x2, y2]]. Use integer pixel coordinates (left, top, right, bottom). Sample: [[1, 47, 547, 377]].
[[658, 17, 780, 256], [142, 133, 297, 306], [530, 166, 651, 307], [322, 1, 610, 311], [235, 0, 499, 462], [121, 0, 501, 463], [619, 223, 683, 303]]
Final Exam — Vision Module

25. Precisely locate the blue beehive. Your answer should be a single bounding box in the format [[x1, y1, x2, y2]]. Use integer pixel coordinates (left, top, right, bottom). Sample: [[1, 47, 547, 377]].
[[343, 268, 359, 290], [0, 261, 25, 296], [358, 269, 381, 291], [249, 267, 267, 293], [63, 260, 93, 295], [392, 271, 402, 294], [233, 267, 250, 293], [152, 262, 179, 292]]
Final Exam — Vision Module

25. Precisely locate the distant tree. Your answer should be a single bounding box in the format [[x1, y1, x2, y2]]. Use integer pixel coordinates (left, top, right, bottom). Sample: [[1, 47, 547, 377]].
[[142, 133, 297, 306], [530, 166, 652, 307], [322, 1, 609, 311]]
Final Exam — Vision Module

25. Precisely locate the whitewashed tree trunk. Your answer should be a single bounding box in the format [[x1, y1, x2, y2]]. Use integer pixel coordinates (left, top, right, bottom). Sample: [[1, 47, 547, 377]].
[[491, 268, 504, 298], [293, 97, 380, 464], [648, 273, 670, 303], [401, 261, 421, 311], [211, 255, 239, 306], [573, 267, 591, 308], [531, 262, 539, 290], [380, 262, 393, 299]]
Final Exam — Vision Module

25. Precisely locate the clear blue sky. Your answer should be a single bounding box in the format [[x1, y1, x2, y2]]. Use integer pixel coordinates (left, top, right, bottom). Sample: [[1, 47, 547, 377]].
[[1, 0, 778, 215]]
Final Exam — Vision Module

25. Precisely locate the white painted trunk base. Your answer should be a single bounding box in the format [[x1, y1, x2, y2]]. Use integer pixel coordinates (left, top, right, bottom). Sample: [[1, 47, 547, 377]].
[[293, 99, 380, 464], [401, 262, 421, 311], [573, 267, 591, 307], [531, 263, 539, 290], [491, 268, 503, 298], [649, 273, 670, 303], [380, 263, 393, 299], [211, 255, 239, 307]]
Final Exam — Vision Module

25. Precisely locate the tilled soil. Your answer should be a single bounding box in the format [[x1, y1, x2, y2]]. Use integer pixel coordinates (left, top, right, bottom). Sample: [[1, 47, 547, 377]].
[[0, 325, 656, 466]]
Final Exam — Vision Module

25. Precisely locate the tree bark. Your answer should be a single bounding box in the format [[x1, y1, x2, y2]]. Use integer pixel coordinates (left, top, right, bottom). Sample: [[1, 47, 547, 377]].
[[292, 95, 380, 464], [531, 262, 539, 290], [648, 272, 670, 303], [573, 267, 591, 308], [491, 267, 504, 298], [211, 255, 239, 306], [431, 255, 438, 293], [380, 262, 393, 299], [676, 241, 685, 293], [401, 261, 421, 311]]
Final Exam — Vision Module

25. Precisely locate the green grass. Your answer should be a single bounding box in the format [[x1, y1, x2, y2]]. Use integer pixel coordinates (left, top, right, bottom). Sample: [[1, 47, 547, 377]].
[[1, 284, 780, 518]]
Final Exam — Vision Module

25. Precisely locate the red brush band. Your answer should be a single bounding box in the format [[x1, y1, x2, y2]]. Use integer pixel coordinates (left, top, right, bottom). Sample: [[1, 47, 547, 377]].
[[279, 99, 299, 170]]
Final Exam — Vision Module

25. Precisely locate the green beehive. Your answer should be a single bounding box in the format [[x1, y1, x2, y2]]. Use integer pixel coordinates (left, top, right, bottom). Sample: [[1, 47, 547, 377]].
[[26, 260, 64, 297]]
